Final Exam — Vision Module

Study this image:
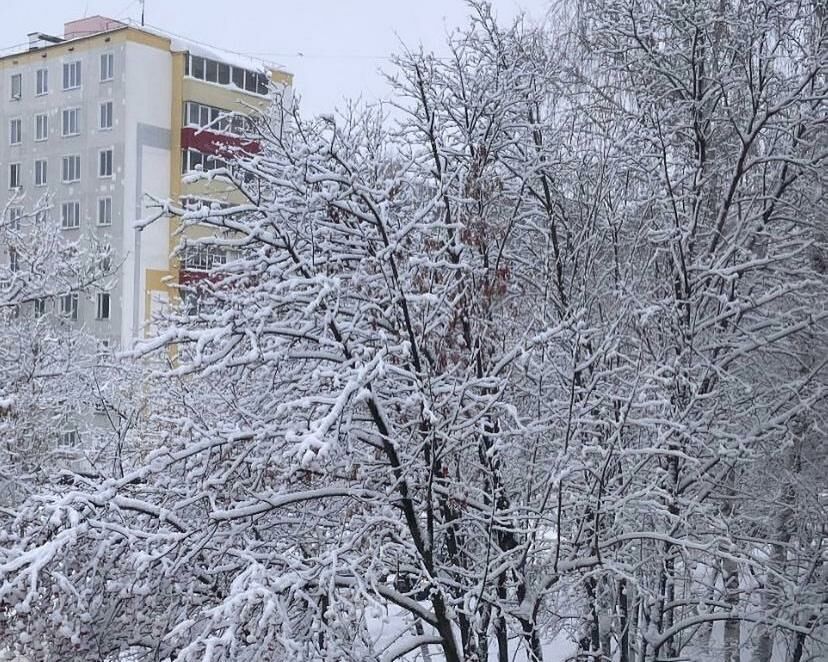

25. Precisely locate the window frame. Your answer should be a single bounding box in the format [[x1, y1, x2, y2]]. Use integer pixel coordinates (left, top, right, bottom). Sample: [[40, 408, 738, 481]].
[[98, 148, 114, 178], [9, 118, 22, 145], [256, 72, 269, 95], [9, 163, 21, 189], [182, 245, 228, 272], [62, 155, 81, 183], [10, 73, 22, 100], [59, 292, 79, 320], [96, 292, 111, 320], [183, 101, 248, 134], [191, 55, 205, 79], [62, 107, 81, 137], [60, 200, 81, 229], [186, 53, 269, 97], [232, 66, 245, 90], [218, 62, 230, 85], [62, 60, 82, 90], [7, 206, 23, 230], [34, 113, 49, 141], [244, 70, 258, 93], [97, 197, 113, 226], [99, 101, 113, 130], [60, 429, 79, 445], [34, 159, 47, 187], [33, 297, 46, 317], [100, 52, 114, 82], [181, 148, 230, 174], [205, 58, 218, 83], [35, 67, 48, 95]]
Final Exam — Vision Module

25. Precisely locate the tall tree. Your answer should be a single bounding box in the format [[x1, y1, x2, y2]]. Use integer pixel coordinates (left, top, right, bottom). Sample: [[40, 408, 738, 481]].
[[0, 2, 825, 661], [0, 197, 122, 506]]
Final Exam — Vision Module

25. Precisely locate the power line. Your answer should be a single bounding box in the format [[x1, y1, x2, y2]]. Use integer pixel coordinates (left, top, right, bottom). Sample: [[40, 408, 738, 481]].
[[114, 0, 141, 20], [0, 13, 446, 66], [122, 19, 439, 64], [242, 51, 391, 61]]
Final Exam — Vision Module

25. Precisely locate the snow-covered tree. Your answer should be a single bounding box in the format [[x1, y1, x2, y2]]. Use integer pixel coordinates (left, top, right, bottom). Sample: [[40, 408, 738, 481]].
[[0, 2, 825, 661], [565, 1, 828, 659], [0, 194, 127, 505]]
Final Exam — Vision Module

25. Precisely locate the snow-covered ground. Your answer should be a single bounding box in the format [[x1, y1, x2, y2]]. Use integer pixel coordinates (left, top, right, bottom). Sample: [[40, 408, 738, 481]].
[[365, 606, 578, 662]]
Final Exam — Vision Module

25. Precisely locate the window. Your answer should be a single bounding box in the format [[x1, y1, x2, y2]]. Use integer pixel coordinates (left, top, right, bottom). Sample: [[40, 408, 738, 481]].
[[187, 53, 268, 96], [182, 245, 228, 272], [97, 197, 112, 226], [181, 148, 227, 174], [94, 339, 113, 372], [186, 102, 198, 126], [100, 53, 114, 81], [232, 66, 245, 90], [60, 430, 79, 446], [99, 101, 113, 130], [8, 247, 18, 273], [99, 149, 113, 177], [187, 102, 210, 129], [7, 207, 22, 230], [182, 149, 197, 173], [231, 114, 252, 135], [34, 159, 47, 187], [245, 70, 257, 93], [183, 101, 249, 134], [36, 68, 48, 95], [62, 108, 80, 136], [191, 55, 205, 79], [9, 163, 21, 189], [99, 245, 112, 274], [61, 201, 80, 229], [63, 61, 81, 90], [62, 155, 81, 183], [96, 292, 111, 320], [218, 62, 230, 85], [206, 58, 218, 83], [9, 118, 21, 145], [35, 113, 48, 141], [10, 73, 21, 99], [59, 293, 78, 320], [33, 298, 46, 317]]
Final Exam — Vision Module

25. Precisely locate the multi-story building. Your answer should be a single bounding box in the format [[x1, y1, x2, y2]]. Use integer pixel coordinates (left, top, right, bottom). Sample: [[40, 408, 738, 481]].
[[0, 15, 291, 348]]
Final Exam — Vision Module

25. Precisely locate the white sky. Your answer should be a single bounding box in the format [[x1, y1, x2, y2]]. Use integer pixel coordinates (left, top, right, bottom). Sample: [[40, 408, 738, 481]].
[[0, 0, 551, 116]]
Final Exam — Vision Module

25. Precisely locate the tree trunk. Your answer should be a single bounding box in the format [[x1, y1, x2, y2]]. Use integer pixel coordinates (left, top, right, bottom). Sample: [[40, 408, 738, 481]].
[[496, 606, 509, 662], [414, 619, 434, 662], [617, 580, 630, 662], [790, 614, 817, 662], [753, 629, 772, 662], [520, 616, 544, 662], [722, 556, 741, 662]]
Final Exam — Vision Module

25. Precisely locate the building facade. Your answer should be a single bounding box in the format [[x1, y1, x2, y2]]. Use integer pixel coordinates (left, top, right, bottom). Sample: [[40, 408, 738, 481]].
[[0, 16, 291, 348]]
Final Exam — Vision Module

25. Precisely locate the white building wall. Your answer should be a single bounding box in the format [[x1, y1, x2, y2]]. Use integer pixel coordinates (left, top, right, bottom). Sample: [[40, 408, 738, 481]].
[[0, 38, 131, 348], [121, 40, 172, 345]]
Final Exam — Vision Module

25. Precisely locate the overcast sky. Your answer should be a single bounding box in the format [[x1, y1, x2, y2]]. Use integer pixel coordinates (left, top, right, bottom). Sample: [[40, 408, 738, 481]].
[[0, 0, 550, 116]]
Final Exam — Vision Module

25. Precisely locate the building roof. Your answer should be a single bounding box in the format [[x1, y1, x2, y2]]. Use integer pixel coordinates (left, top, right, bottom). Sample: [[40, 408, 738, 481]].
[[0, 16, 288, 77]]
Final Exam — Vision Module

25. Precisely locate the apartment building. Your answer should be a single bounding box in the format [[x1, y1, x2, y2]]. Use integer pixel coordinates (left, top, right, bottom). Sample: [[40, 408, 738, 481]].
[[0, 16, 292, 348]]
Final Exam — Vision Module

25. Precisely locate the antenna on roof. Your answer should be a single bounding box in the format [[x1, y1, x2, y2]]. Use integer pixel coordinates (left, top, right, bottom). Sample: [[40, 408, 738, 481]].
[[140, 0, 145, 26]]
